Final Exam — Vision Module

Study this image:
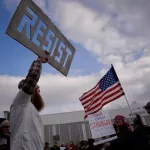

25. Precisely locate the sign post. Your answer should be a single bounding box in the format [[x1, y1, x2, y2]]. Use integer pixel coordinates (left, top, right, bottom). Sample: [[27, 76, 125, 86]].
[[6, 0, 76, 76]]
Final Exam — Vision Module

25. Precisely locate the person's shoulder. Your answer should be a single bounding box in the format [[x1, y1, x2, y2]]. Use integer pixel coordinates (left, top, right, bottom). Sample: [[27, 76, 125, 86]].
[[17, 90, 31, 100], [11, 90, 31, 106]]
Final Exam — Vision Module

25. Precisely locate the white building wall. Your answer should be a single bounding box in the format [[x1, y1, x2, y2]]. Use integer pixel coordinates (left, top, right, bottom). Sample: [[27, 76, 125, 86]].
[[41, 107, 148, 125], [41, 110, 85, 125], [42, 107, 150, 145]]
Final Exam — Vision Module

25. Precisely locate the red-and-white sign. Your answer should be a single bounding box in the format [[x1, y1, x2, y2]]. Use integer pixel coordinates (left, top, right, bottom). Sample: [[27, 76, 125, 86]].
[[88, 111, 116, 139]]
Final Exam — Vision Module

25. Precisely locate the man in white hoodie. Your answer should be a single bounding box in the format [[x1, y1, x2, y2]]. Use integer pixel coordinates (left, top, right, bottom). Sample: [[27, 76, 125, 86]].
[[10, 57, 46, 150]]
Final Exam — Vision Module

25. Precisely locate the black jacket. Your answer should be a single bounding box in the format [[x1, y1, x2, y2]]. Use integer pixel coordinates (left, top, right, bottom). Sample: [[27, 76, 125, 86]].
[[132, 126, 150, 150], [0, 144, 10, 150], [0, 136, 10, 150], [108, 125, 134, 150]]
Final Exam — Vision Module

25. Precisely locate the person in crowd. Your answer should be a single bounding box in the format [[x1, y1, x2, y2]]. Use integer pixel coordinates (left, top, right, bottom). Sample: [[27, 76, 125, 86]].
[[132, 114, 150, 150], [51, 142, 60, 150], [65, 143, 70, 150], [70, 141, 76, 150], [144, 101, 150, 114], [134, 114, 150, 136], [79, 140, 88, 150], [0, 118, 10, 150], [87, 139, 97, 150], [60, 142, 66, 150], [44, 142, 50, 150], [102, 115, 134, 150], [76, 142, 81, 150], [10, 57, 47, 150]]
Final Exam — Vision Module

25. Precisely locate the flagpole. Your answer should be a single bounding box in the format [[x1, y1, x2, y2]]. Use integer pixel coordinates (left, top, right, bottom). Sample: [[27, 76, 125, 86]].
[[111, 64, 134, 118], [124, 94, 134, 117]]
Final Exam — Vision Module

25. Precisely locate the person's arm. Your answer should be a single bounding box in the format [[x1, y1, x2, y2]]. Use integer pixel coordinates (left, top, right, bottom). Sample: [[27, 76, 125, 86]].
[[21, 58, 42, 95], [12, 57, 46, 106]]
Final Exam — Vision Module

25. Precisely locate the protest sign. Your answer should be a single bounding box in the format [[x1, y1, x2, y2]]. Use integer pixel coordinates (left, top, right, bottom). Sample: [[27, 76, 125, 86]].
[[88, 111, 117, 144], [6, 0, 76, 76]]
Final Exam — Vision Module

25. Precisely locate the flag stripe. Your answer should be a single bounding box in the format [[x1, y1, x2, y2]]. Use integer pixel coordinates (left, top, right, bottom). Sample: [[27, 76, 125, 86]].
[[80, 81, 100, 99], [85, 91, 124, 116], [81, 82, 120, 105], [84, 92, 124, 119], [84, 86, 123, 110], [85, 88, 124, 113], [83, 83, 122, 109], [81, 88, 101, 105], [82, 90, 102, 108], [79, 84, 100, 102]]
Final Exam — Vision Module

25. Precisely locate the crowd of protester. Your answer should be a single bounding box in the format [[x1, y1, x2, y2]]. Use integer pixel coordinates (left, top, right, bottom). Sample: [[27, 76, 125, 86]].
[[1, 57, 150, 150], [42, 113, 150, 150], [1, 112, 150, 150], [44, 140, 96, 150]]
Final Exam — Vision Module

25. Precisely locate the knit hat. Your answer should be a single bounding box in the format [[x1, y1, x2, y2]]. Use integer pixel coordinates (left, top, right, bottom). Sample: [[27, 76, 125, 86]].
[[115, 115, 125, 120], [114, 115, 130, 127], [0, 118, 9, 128], [18, 79, 39, 90]]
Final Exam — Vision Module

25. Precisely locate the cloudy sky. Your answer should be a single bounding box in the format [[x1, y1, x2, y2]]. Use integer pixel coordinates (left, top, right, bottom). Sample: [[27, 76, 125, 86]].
[[0, 0, 150, 115]]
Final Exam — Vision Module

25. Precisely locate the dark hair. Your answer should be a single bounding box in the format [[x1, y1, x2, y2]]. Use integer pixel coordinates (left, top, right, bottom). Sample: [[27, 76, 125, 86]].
[[88, 139, 95, 146], [80, 140, 88, 147], [45, 142, 49, 146]]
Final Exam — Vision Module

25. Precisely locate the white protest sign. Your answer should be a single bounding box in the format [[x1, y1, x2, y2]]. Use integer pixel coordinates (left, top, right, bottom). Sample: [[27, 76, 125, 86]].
[[88, 111, 116, 139], [6, 0, 76, 76]]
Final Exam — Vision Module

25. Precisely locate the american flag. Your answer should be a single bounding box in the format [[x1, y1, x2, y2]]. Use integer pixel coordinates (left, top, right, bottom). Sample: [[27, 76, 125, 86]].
[[79, 65, 124, 119]]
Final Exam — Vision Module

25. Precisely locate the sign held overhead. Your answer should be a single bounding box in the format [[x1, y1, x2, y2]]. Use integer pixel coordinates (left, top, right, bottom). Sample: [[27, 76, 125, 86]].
[[6, 0, 76, 76]]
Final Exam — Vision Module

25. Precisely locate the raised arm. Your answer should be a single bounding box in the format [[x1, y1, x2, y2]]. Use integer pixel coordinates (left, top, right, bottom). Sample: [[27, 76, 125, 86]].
[[21, 58, 42, 95]]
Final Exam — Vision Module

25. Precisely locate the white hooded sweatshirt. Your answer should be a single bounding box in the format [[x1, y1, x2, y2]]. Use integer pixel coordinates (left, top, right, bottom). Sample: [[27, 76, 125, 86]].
[[10, 90, 44, 150], [10, 59, 44, 150]]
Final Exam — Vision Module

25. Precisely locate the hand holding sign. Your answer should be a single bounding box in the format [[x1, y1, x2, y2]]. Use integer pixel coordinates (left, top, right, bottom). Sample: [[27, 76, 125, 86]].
[[37, 50, 50, 63], [37, 56, 47, 63], [102, 143, 110, 149]]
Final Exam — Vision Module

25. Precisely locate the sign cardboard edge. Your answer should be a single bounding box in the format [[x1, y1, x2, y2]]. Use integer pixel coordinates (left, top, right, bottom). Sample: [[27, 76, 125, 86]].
[[5, 0, 76, 76]]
